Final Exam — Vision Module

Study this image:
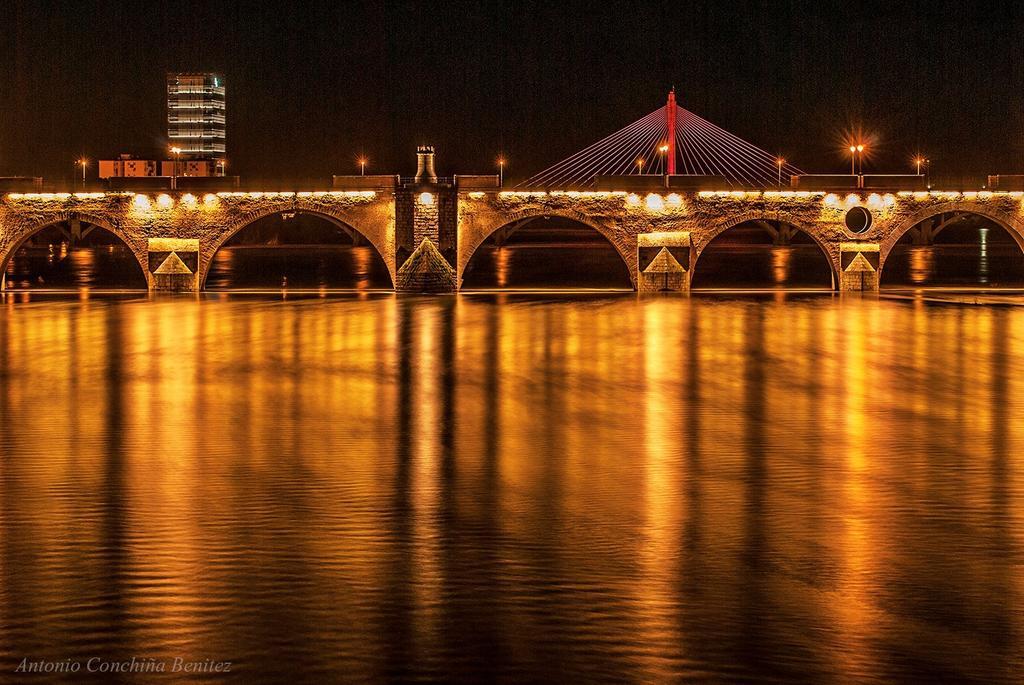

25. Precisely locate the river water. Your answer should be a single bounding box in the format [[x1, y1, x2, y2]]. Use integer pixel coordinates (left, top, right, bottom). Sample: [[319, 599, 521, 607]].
[[0, 292, 1022, 683]]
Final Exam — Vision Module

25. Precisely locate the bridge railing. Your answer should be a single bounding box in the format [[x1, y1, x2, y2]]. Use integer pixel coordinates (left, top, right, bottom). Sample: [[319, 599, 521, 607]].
[[792, 174, 929, 191], [399, 176, 455, 186]]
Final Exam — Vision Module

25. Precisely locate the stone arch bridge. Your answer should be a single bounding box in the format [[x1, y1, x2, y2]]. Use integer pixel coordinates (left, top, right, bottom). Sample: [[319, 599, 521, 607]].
[[2, 186, 1022, 291]]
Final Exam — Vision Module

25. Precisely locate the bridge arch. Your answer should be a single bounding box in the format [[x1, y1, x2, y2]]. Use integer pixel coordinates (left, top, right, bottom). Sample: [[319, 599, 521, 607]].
[[1, 212, 149, 290], [459, 208, 635, 288], [691, 212, 839, 289], [201, 206, 394, 289], [882, 203, 1024, 265]]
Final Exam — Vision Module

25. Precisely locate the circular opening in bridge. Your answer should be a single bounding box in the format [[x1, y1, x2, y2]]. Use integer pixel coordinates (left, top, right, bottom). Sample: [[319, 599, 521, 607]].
[[880, 211, 1024, 288], [690, 220, 834, 290], [461, 216, 632, 290], [845, 206, 873, 234], [205, 211, 392, 290], [3, 221, 147, 291]]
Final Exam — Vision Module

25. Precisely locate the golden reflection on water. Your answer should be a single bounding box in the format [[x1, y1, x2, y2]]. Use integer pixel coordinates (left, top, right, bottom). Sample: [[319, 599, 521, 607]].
[[771, 247, 792, 285], [0, 294, 1023, 682], [495, 248, 510, 288], [909, 246, 935, 284]]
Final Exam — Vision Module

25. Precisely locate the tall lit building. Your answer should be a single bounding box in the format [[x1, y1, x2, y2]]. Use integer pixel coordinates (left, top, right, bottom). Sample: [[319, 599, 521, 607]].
[[167, 73, 226, 174]]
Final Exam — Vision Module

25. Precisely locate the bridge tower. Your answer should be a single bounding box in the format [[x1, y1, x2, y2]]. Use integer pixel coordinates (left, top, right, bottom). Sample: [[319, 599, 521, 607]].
[[394, 146, 458, 292], [666, 88, 677, 175]]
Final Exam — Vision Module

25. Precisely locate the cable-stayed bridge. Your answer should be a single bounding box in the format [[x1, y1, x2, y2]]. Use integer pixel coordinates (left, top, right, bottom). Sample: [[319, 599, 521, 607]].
[[523, 90, 802, 189]]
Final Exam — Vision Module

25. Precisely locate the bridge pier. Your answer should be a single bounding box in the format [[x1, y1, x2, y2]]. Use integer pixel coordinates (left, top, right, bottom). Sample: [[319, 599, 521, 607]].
[[394, 190, 457, 292], [637, 231, 690, 292], [148, 238, 200, 291], [838, 243, 880, 291]]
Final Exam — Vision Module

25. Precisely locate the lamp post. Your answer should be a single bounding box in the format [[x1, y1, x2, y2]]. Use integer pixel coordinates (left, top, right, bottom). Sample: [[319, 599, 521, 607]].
[[776, 157, 785, 189], [636, 157, 644, 175], [170, 146, 181, 190], [915, 157, 924, 176], [856, 144, 865, 175], [849, 146, 856, 176], [658, 144, 668, 177], [77, 159, 87, 190], [358, 157, 367, 176], [497, 156, 506, 187]]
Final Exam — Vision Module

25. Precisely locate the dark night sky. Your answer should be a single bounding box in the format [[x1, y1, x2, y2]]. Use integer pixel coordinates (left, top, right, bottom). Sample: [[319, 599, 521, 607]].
[[2, 0, 1023, 184]]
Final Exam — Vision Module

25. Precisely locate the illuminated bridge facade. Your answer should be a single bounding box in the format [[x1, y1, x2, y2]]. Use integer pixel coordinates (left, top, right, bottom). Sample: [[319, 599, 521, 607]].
[[3, 185, 1024, 292]]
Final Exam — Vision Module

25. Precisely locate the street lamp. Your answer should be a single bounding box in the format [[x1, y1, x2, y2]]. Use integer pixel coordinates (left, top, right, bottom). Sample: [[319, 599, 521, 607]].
[[856, 144, 865, 175], [636, 157, 645, 175], [658, 145, 669, 183], [170, 146, 182, 190], [77, 158, 87, 190], [358, 156, 368, 176], [776, 157, 785, 189], [849, 145, 856, 176], [496, 156, 506, 187], [915, 157, 925, 176]]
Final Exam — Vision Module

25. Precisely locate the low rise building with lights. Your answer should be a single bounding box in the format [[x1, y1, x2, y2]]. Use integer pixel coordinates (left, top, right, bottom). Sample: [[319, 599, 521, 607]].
[[99, 155, 222, 180]]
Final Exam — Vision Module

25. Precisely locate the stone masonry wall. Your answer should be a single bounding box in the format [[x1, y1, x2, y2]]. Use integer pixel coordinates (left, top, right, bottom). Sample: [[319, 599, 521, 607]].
[[0, 190, 397, 289], [458, 189, 1024, 289]]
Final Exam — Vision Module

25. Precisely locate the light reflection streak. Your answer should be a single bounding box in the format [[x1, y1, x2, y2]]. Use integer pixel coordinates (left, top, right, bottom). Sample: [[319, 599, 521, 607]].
[[412, 303, 442, 660]]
